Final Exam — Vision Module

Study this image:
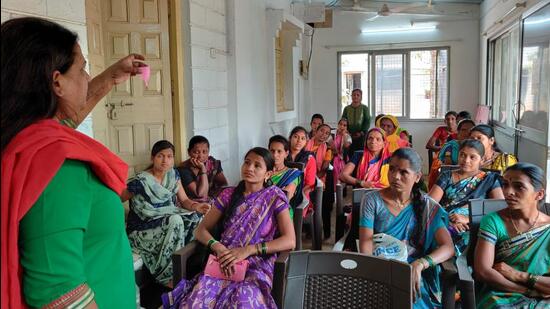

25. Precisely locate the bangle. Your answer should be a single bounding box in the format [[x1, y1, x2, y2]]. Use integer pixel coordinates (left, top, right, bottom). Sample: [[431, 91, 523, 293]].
[[255, 243, 261, 255], [207, 238, 218, 250], [424, 255, 435, 268], [261, 242, 267, 255], [198, 171, 206, 176], [355, 179, 362, 187], [527, 273, 539, 289]]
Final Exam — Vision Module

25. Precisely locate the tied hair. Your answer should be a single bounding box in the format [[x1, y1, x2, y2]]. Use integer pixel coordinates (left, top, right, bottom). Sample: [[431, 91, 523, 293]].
[[409, 179, 427, 251]]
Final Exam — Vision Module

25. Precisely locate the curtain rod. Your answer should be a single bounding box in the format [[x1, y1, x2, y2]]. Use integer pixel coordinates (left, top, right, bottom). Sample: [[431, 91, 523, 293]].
[[323, 39, 463, 50]]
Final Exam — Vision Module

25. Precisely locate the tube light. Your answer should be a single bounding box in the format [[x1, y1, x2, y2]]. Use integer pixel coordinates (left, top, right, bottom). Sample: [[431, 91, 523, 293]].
[[361, 25, 437, 34]]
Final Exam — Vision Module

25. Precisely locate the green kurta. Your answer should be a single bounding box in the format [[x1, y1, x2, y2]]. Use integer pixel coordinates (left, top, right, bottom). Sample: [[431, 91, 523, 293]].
[[19, 160, 135, 308], [341, 103, 370, 134]]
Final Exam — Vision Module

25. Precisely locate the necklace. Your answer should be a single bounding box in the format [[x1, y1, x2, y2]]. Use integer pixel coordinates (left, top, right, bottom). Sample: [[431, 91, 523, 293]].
[[394, 198, 411, 209], [509, 209, 540, 234]]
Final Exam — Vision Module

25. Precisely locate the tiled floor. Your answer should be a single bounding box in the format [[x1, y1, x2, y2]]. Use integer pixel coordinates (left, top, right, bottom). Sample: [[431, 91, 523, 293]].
[[301, 185, 353, 251]]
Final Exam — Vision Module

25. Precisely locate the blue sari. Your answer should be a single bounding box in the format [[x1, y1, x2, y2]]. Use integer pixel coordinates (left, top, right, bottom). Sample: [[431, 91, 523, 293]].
[[360, 191, 449, 308]]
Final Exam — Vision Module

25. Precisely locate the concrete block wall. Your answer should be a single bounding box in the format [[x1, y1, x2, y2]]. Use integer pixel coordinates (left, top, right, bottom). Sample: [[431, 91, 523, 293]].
[[188, 0, 231, 174], [1, 0, 94, 137]]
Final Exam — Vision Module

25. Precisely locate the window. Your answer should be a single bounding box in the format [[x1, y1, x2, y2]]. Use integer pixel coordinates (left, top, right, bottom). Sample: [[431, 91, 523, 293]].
[[375, 54, 404, 117], [488, 26, 520, 128], [339, 47, 449, 119], [340, 53, 369, 109]]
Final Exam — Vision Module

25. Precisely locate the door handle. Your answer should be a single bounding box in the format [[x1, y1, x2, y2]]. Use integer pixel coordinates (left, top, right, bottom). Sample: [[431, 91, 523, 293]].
[[105, 101, 134, 120]]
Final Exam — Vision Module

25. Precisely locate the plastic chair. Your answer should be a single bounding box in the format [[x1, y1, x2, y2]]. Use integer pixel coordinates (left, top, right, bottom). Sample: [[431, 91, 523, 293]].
[[272, 250, 412, 309]]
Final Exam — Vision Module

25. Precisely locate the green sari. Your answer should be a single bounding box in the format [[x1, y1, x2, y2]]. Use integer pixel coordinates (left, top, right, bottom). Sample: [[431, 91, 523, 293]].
[[477, 212, 550, 308]]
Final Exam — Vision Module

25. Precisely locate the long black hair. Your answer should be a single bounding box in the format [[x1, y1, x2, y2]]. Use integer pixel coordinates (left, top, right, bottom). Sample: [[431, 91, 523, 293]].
[[218, 147, 275, 232], [1, 17, 78, 151], [471, 124, 502, 152], [390, 148, 426, 250]]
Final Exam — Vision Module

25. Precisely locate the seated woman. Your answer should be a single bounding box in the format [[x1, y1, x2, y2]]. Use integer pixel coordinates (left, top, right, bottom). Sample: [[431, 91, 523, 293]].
[[162, 147, 295, 308], [305, 123, 333, 181], [359, 148, 455, 308], [332, 118, 353, 191], [475, 163, 550, 308], [340, 128, 391, 189], [376, 115, 408, 152], [470, 124, 517, 173], [428, 139, 504, 255], [428, 119, 476, 189], [268, 135, 303, 218], [396, 128, 411, 147], [425, 111, 458, 153], [287, 126, 316, 194], [121, 140, 211, 286], [177, 136, 228, 202]]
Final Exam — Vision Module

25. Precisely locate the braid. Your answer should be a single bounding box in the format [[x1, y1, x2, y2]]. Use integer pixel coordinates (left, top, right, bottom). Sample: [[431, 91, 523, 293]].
[[217, 180, 246, 234], [409, 180, 426, 250]]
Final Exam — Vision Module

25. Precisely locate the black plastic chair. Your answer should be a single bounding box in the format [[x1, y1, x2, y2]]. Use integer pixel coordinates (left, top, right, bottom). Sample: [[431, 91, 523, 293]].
[[272, 250, 412, 309]]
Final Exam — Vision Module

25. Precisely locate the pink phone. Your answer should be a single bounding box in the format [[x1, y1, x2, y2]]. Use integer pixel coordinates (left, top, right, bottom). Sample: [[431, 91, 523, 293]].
[[204, 254, 248, 282]]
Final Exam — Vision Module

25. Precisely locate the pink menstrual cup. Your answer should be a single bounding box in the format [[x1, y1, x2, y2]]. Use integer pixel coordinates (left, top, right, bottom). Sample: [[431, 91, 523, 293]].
[[138, 65, 150, 87]]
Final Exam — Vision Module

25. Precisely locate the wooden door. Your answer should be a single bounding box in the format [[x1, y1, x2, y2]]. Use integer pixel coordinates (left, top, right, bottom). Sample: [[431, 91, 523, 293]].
[[102, 0, 173, 176]]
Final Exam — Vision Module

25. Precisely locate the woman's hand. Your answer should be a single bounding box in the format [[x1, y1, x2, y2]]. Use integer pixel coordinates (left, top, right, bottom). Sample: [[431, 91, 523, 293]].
[[190, 158, 206, 172], [450, 221, 469, 233], [217, 246, 253, 277], [411, 259, 425, 302], [193, 202, 211, 214], [105, 53, 146, 85], [493, 262, 527, 284], [449, 213, 469, 225]]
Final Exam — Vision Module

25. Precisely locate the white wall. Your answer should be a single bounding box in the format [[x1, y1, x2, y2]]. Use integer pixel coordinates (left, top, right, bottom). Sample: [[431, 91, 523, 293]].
[[186, 0, 232, 178], [307, 9, 481, 173], [1, 0, 94, 137]]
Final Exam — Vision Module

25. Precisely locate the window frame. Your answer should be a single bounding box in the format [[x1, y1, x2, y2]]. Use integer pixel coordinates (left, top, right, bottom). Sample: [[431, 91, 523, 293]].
[[337, 46, 450, 121]]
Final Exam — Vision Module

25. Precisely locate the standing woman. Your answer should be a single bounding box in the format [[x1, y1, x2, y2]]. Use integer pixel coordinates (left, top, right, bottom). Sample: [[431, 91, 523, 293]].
[[470, 124, 517, 173], [121, 140, 211, 287], [428, 140, 504, 255], [359, 148, 454, 308], [2, 17, 144, 308], [475, 163, 550, 307]]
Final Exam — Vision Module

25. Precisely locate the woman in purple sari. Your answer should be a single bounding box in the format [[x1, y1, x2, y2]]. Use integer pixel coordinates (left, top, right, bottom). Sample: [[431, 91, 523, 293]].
[[163, 147, 296, 308]]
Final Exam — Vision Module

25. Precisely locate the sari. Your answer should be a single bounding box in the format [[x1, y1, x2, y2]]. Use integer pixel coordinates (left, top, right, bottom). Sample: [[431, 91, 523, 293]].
[[376, 115, 408, 152], [162, 186, 289, 309], [354, 144, 391, 189], [360, 191, 449, 308], [428, 140, 460, 189], [127, 168, 201, 285], [477, 212, 550, 308], [271, 168, 303, 219], [435, 170, 501, 254], [333, 133, 352, 190], [287, 150, 316, 216], [483, 153, 518, 174]]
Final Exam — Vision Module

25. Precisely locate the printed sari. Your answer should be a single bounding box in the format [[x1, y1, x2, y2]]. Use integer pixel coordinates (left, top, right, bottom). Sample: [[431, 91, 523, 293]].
[[162, 186, 289, 309], [477, 212, 550, 308], [126, 169, 201, 285], [436, 171, 501, 254], [271, 167, 302, 219], [360, 191, 449, 308]]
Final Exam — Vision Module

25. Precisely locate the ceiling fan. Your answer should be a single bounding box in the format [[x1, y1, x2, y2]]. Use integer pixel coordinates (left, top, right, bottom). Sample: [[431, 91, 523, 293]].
[[333, 0, 447, 21]]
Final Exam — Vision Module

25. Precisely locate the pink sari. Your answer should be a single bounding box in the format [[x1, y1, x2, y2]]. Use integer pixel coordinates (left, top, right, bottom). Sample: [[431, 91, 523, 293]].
[[332, 134, 346, 190]]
